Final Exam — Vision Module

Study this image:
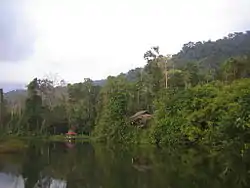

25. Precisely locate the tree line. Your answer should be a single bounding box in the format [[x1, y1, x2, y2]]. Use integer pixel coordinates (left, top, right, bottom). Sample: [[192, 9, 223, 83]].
[[1, 31, 250, 148]]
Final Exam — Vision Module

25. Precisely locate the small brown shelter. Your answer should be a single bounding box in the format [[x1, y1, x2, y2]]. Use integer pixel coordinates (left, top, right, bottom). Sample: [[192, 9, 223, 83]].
[[130, 110, 153, 128]]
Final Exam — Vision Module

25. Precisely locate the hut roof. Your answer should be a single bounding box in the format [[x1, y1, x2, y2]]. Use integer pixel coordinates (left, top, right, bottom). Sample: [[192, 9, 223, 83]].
[[130, 110, 151, 120], [66, 131, 77, 135], [141, 114, 152, 119]]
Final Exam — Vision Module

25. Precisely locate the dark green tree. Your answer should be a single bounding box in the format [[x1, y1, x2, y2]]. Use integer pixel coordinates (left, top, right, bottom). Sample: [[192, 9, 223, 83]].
[[24, 78, 44, 133], [67, 78, 100, 135]]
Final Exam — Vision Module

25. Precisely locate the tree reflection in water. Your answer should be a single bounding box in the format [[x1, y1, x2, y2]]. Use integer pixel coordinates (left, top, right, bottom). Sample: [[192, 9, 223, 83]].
[[33, 175, 67, 188], [0, 172, 66, 188], [0, 140, 250, 188]]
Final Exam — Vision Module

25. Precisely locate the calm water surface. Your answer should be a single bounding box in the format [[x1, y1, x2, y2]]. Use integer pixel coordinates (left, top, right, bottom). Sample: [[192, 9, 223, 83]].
[[0, 140, 250, 188]]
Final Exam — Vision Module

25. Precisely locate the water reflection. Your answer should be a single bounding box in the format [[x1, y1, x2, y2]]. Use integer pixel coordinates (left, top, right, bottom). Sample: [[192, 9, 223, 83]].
[[0, 141, 250, 188], [65, 142, 75, 149], [0, 173, 24, 188], [0, 172, 66, 188], [33, 176, 66, 188], [132, 156, 153, 172]]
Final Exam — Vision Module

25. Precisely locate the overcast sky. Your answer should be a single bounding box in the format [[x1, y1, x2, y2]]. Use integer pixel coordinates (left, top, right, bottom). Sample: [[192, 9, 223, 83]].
[[0, 0, 250, 87]]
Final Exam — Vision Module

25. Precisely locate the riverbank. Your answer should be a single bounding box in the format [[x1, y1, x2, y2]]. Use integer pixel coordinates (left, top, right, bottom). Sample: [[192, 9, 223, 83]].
[[47, 134, 90, 142], [1, 134, 90, 141], [0, 138, 28, 153], [0, 134, 90, 153]]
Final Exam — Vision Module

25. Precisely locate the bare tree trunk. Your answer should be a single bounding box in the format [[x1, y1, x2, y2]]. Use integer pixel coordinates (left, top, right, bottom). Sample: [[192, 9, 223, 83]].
[[165, 69, 168, 89], [165, 60, 168, 89], [138, 69, 143, 108]]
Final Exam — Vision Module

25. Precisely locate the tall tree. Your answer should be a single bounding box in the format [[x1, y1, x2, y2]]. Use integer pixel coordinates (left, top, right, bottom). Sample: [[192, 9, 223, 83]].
[[220, 56, 250, 82], [67, 78, 100, 134], [24, 78, 44, 133]]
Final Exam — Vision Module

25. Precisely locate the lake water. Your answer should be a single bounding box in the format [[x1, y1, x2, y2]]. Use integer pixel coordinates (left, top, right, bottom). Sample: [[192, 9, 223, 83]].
[[0, 140, 250, 188]]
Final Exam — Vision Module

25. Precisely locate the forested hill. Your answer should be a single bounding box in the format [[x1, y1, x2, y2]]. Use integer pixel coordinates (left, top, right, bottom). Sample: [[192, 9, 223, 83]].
[[96, 31, 250, 81], [172, 31, 250, 69], [4, 30, 250, 102]]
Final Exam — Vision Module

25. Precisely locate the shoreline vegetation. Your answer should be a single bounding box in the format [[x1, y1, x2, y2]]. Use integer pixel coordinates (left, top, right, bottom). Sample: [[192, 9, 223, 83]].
[[0, 135, 90, 153], [0, 138, 28, 153], [0, 134, 90, 142], [1, 31, 250, 152]]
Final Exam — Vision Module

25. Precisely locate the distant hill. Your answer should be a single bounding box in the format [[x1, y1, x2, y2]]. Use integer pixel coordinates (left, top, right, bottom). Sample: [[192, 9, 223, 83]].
[[3, 69, 140, 106], [93, 79, 106, 86], [172, 31, 250, 69], [0, 82, 26, 93], [4, 86, 68, 109], [4, 89, 27, 108]]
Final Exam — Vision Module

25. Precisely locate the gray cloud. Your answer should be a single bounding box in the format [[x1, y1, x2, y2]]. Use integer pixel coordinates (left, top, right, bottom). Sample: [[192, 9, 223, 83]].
[[0, 0, 36, 62]]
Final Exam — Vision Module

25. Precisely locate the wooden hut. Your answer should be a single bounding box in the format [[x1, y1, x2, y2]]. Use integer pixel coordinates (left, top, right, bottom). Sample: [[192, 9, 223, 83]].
[[130, 110, 153, 128]]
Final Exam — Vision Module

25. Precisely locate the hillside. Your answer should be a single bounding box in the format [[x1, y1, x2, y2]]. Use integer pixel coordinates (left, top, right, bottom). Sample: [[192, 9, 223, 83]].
[[4, 30, 250, 105], [172, 31, 250, 69], [4, 89, 27, 108]]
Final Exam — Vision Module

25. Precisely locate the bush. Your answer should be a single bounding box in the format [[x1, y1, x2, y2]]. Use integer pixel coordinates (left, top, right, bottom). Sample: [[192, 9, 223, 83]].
[[150, 79, 250, 147]]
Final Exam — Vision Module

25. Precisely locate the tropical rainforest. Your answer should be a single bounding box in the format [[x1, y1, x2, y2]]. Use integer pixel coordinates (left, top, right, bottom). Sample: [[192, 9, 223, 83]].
[[1, 31, 250, 148]]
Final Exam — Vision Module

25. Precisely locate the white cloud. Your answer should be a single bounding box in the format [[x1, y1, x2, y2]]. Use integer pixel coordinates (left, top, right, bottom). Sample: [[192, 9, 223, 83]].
[[1, 0, 250, 85]]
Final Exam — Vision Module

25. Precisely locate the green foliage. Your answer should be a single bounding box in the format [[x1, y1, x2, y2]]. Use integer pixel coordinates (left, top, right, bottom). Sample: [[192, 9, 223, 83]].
[[173, 31, 250, 69], [93, 76, 131, 143], [24, 78, 44, 132], [219, 56, 250, 82], [67, 78, 100, 135], [151, 79, 250, 147]]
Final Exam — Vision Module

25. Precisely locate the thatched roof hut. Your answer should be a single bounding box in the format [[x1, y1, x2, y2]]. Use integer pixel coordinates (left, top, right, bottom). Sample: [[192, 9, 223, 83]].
[[130, 110, 153, 128], [130, 110, 148, 119]]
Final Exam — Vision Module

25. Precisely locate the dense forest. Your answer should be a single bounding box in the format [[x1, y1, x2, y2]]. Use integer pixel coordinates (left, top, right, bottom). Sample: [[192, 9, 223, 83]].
[[1, 31, 250, 148]]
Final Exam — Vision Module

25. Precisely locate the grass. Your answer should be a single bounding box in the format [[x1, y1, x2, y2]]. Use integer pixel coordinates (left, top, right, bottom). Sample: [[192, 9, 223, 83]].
[[0, 134, 91, 151], [0, 133, 91, 154], [0, 138, 28, 154]]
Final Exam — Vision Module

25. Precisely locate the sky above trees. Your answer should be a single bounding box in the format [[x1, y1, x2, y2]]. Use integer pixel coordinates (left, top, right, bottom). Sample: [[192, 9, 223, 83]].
[[0, 0, 250, 87]]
